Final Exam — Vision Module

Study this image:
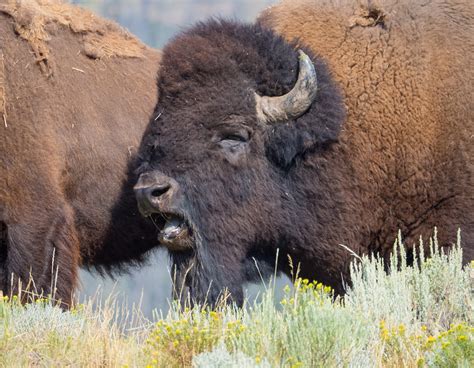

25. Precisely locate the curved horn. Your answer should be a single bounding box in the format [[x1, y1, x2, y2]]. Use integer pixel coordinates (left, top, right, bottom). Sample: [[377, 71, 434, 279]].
[[255, 50, 318, 124]]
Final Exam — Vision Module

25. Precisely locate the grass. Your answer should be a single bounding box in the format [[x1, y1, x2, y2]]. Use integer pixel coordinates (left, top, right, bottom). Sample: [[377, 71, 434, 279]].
[[0, 232, 472, 367], [0, 295, 149, 367]]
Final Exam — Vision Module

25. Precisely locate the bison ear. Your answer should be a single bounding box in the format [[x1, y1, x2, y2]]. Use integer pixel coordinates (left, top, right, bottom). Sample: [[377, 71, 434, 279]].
[[265, 118, 340, 170], [263, 49, 345, 170]]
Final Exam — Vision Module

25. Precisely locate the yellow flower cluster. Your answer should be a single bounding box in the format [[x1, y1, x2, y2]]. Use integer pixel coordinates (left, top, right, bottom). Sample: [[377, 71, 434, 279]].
[[296, 278, 332, 294], [286, 355, 304, 368], [423, 322, 474, 366], [146, 311, 247, 367], [34, 297, 49, 305], [425, 323, 473, 348], [378, 319, 431, 366], [280, 278, 333, 308], [379, 320, 409, 342]]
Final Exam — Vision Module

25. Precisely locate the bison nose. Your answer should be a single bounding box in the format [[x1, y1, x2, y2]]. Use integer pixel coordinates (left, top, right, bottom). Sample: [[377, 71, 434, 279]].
[[148, 183, 171, 198], [134, 172, 178, 216]]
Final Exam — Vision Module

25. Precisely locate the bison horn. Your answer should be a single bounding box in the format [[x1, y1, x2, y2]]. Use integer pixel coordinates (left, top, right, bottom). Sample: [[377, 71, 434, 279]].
[[255, 50, 318, 124]]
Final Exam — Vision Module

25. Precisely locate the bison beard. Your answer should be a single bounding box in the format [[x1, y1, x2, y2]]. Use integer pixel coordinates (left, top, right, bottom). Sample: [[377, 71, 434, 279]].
[[137, 1, 474, 306]]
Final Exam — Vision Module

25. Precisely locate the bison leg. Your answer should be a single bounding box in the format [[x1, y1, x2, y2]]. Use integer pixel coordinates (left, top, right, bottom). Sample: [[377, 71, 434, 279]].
[[1, 206, 80, 307]]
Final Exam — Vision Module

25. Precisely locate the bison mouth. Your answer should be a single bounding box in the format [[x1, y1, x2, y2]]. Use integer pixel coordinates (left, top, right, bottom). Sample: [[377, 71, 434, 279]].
[[152, 213, 193, 251]]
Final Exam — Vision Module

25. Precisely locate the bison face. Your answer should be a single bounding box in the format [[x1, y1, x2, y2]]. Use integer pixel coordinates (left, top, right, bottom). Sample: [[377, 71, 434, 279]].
[[135, 20, 344, 306]]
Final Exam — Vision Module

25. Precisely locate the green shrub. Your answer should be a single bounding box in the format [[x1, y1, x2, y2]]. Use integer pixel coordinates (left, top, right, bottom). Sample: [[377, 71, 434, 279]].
[[189, 233, 473, 367], [346, 231, 472, 332], [223, 281, 375, 367], [145, 308, 245, 367], [424, 323, 474, 367], [193, 344, 272, 368]]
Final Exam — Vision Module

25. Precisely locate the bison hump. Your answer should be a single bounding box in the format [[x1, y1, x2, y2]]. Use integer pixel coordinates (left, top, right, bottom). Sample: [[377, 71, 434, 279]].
[[0, 0, 147, 76]]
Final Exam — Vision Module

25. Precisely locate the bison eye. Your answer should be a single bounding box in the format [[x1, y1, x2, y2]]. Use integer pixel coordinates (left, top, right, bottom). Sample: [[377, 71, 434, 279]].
[[216, 130, 250, 163], [218, 137, 247, 150], [217, 129, 250, 148], [221, 134, 247, 143]]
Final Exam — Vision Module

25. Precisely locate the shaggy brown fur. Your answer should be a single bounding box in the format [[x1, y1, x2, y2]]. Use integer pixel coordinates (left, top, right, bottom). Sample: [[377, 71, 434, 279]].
[[259, 0, 474, 259], [0, 0, 161, 306], [136, 0, 473, 305]]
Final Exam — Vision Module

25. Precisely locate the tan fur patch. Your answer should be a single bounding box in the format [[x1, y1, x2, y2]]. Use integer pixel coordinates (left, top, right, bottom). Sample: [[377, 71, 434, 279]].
[[0, 0, 146, 76]]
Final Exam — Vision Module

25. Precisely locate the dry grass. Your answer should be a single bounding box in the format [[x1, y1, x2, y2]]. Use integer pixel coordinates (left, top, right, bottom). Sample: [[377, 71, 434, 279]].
[[0, 232, 472, 367], [0, 293, 150, 367]]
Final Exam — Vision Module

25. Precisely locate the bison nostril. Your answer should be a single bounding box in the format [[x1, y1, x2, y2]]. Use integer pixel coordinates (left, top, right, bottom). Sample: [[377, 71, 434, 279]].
[[150, 185, 170, 198]]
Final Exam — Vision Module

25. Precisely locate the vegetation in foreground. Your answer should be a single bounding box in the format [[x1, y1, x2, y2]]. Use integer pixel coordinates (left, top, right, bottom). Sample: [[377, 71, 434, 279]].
[[0, 233, 472, 367]]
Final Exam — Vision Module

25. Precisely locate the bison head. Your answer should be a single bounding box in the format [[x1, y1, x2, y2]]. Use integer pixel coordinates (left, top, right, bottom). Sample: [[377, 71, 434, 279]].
[[135, 20, 345, 306]]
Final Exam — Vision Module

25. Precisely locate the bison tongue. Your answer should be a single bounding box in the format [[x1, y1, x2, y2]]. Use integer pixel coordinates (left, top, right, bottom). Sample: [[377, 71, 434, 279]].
[[162, 218, 184, 240]]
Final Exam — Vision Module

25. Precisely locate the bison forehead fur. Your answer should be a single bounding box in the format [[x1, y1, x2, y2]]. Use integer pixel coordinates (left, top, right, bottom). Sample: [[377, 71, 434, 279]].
[[141, 19, 345, 174], [138, 0, 474, 306]]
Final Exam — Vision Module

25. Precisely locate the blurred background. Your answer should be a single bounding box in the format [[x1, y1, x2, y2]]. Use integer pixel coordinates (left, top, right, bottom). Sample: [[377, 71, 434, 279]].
[[70, 0, 277, 48], [72, 0, 282, 317]]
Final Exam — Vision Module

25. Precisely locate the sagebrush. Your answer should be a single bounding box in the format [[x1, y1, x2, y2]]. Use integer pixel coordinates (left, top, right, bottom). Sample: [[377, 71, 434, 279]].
[[0, 234, 472, 367]]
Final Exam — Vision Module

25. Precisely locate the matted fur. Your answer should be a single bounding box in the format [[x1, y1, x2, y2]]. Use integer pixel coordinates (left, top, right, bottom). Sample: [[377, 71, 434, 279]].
[[138, 0, 473, 306], [0, 0, 146, 76], [0, 1, 161, 306], [258, 0, 474, 256]]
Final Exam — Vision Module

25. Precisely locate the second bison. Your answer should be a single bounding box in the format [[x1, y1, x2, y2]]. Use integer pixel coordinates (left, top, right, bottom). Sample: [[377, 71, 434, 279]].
[[0, 0, 160, 305]]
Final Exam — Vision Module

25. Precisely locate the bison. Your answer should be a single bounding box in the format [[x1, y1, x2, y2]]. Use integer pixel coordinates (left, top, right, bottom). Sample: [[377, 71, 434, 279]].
[[0, 0, 161, 306], [135, 0, 473, 306]]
